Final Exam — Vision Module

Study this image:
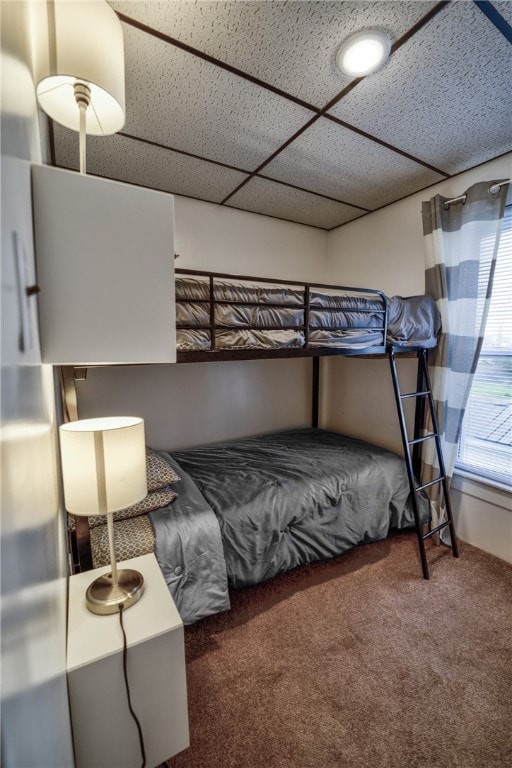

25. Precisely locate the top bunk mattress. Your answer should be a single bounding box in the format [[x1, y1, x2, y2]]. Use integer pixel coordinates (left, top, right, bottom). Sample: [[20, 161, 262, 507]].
[[175, 274, 441, 354]]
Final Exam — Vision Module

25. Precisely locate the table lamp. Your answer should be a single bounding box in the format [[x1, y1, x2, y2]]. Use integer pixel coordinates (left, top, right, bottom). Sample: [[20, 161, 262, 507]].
[[59, 416, 147, 614], [35, 0, 125, 174]]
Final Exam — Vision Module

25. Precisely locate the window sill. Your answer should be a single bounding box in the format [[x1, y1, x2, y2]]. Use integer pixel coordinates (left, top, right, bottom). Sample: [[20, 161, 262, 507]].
[[452, 469, 511, 511]]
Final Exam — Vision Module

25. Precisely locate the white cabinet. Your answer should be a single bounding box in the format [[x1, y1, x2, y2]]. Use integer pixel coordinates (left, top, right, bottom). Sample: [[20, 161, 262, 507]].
[[31, 165, 176, 365], [67, 554, 189, 768]]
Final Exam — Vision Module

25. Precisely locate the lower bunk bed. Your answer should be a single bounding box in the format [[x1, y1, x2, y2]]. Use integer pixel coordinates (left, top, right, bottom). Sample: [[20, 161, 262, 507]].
[[66, 268, 458, 624], [69, 427, 430, 625]]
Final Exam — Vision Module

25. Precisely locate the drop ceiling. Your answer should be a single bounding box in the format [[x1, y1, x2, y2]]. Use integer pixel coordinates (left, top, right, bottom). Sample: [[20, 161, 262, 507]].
[[51, 0, 512, 230]]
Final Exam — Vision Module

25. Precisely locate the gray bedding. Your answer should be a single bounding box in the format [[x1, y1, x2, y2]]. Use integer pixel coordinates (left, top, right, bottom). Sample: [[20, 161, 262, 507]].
[[150, 428, 429, 623], [387, 294, 440, 348], [149, 453, 230, 624], [175, 275, 441, 352]]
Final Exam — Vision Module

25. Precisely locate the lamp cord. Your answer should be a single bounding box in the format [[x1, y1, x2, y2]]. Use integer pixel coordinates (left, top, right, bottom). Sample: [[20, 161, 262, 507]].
[[118, 604, 147, 768]]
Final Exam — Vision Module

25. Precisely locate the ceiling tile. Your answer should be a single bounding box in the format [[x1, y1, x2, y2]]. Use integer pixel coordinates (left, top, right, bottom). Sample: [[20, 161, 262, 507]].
[[120, 21, 314, 170], [226, 176, 365, 230], [491, 2, 512, 26], [53, 125, 248, 203], [261, 118, 445, 210], [111, 1, 436, 108], [329, 1, 512, 175], [111, 1, 438, 109]]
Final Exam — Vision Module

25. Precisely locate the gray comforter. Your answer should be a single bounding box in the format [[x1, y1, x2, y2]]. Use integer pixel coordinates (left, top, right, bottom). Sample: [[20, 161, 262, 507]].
[[175, 275, 441, 352], [149, 453, 230, 624], [150, 428, 429, 624]]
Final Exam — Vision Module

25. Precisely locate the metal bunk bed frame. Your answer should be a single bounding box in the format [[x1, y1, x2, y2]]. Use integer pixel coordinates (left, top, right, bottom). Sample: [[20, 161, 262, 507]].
[[66, 268, 459, 578]]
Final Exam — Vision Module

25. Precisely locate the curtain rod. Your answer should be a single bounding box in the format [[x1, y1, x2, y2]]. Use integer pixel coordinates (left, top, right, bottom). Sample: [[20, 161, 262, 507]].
[[444, 178, 511, 208]]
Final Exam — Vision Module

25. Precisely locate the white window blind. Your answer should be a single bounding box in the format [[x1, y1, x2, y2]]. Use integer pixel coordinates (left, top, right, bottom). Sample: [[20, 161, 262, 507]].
[[456, 204, 512, 487]]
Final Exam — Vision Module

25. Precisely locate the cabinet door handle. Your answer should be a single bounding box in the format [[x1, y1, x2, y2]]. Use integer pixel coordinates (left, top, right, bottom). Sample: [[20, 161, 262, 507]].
[[12, 230, 33, 353]]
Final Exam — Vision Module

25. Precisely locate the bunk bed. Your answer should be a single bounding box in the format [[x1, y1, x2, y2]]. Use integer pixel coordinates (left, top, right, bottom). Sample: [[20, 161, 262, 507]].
[[68, 268, 459, 625]]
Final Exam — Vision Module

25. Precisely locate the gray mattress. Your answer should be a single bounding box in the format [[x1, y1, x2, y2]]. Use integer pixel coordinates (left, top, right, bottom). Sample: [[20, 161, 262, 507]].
[[150, 428, 429, 624]]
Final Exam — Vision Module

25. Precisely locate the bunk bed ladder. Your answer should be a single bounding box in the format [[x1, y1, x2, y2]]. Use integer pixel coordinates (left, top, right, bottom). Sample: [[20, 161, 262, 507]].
[[388, 348, 459, 579]]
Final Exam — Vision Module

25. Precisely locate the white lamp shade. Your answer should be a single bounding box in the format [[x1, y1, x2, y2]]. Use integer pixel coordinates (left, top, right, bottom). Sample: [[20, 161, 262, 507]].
[[36, 0, 125, 135], [59, 417, 146, 516]]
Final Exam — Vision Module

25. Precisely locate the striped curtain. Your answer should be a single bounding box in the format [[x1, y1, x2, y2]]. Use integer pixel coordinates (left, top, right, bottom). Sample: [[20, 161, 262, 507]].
[[421, 179, 509, 537]]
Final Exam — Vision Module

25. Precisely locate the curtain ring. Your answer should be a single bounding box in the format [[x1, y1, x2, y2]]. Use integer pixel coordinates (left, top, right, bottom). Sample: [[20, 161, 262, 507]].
[[443, 193, 466, 210], [488, 180, 511, 195]]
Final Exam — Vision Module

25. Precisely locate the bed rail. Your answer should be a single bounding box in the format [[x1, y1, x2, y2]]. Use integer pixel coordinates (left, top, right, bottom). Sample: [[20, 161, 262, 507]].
[[175, 268, 389, 362]]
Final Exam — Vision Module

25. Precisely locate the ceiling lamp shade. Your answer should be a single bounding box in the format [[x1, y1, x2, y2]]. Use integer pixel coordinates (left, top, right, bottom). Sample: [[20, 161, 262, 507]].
[[336, 29, 392, 77], [36, 0, 125, 136]]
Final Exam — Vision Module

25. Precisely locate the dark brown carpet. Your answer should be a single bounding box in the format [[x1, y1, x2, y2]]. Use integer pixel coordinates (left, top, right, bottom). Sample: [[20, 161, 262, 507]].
[[168, 533, 512, 768]]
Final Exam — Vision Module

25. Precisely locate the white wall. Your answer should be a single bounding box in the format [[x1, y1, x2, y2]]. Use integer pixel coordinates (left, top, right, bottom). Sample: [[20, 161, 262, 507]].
[[451, 475, 512, 564], [324, 153, 512, 563], [77, 197, 328, 448], [174, 195, 328, 282], [1, 2, 74, 766], [77, 357, 314, 450]]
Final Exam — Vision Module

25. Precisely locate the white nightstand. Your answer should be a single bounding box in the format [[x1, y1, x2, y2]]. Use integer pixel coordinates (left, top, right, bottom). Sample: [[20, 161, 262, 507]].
[[67, 553, 189, 768]]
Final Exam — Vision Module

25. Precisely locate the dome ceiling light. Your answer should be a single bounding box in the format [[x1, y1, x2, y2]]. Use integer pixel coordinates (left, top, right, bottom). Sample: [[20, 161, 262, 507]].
[[336, 29, 392, 77]]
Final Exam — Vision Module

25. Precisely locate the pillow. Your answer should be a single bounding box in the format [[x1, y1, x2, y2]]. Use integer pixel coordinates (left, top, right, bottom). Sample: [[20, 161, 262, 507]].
[[91, 514, 156, 569], [67, 487, 178, 531], [146, 446, 180, 490]]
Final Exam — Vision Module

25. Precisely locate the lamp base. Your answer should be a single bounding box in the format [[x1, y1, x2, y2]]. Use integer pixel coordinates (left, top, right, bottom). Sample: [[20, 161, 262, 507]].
[[85, 568, 144, 615]]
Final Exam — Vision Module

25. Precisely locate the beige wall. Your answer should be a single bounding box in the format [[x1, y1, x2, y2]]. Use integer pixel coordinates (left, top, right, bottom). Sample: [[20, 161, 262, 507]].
[[175, 195, 328, 282], [77, 357, 314, 450], [326, 153, 512, 295], [451, 475, 512, 564]]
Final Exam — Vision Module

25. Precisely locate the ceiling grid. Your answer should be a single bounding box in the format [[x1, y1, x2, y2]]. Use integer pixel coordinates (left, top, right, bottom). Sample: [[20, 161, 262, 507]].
[[52, 0, 512, 230]]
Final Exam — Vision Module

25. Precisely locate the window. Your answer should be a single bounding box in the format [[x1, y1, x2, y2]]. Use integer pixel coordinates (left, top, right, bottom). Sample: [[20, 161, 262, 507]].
[[456, 204, 512, 487]]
